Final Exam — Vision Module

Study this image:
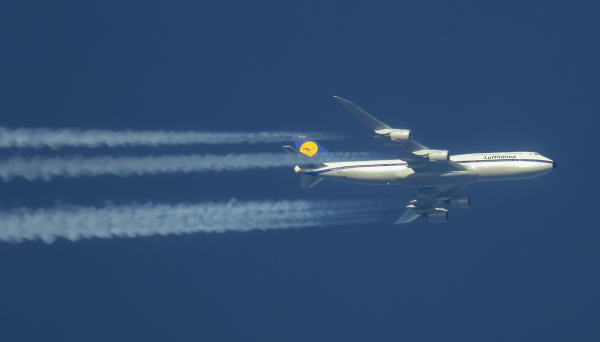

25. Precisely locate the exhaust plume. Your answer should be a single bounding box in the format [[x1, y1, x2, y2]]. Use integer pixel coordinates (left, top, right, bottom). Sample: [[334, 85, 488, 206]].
[[0, 199, 394, 243], [0, 152, 382, 181], [0, 127, 342, 149]]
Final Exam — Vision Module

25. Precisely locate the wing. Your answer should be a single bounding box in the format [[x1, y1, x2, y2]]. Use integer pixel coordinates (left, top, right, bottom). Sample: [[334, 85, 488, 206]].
[[334, 96, 427, 152], [395, 184, 467, 224], [334, 96, 464, 172]]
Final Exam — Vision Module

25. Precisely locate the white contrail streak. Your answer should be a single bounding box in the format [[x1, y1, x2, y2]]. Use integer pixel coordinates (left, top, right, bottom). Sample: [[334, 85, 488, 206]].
[[0, 152, 382, 181], [0, 127, 342, 149], [0, 199, 394, 243]]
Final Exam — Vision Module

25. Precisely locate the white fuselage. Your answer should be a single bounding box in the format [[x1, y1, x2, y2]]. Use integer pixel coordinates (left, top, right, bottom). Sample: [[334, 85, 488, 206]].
[[297, 152, 555, 187]]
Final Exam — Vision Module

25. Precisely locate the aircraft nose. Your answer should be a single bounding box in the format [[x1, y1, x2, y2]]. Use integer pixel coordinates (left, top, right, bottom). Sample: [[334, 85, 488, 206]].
[[552, 161, 558, 169]]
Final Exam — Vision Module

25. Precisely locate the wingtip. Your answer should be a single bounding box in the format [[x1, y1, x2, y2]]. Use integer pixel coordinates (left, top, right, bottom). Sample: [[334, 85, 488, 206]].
[[395, 209, 422, 224], [333, 96, 352, 104]]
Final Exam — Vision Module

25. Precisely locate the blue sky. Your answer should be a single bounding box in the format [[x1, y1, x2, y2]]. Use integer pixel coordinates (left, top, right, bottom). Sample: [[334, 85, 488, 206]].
[[1, 1, 599, 341]]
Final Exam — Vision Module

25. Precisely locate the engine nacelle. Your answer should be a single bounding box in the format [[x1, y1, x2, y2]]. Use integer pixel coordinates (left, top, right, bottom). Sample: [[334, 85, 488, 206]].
[[428, 150, 449, 161], [448, 196, 471, 208], [389, 129, 412, 141], [427, 209, 449, 222]]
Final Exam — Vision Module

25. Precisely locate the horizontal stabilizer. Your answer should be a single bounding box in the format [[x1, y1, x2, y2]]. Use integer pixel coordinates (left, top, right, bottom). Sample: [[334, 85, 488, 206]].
[[334, 96, 391, 131], [282, 145, 299, 155], [301, 174, 323, 188]]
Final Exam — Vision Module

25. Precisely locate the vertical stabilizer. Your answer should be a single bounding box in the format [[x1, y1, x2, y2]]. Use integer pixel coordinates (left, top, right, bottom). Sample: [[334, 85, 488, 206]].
[[293, 135, 337, 163]]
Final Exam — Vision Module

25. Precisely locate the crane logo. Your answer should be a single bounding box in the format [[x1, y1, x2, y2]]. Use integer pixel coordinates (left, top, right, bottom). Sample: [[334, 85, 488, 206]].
[[300, 141, 318, 157]]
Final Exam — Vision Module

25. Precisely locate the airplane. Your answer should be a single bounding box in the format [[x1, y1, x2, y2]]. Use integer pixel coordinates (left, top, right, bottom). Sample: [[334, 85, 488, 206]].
[[283, 96, 557, 224]]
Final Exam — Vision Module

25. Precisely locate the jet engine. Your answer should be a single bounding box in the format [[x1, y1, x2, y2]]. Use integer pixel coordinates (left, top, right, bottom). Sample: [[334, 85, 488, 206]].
[[427, 209, 449, 222], [389, 129, 412, 141], [448, 196, 471, 208], [428, 150, 449, 161]]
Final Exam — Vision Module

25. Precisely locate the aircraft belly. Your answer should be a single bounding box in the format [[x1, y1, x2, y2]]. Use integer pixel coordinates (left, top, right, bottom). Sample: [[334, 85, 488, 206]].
[[470, 162, 552, 181], [320, 168, 398, 185], [403, 174, 476, 186], [394, 167, 478, 187]]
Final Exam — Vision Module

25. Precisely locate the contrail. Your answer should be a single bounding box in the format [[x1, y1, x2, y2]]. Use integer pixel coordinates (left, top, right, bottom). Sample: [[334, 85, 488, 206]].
[[0, 152, 383, 181], [0, 199, 395, 243], [0, 126, 342, 149]]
